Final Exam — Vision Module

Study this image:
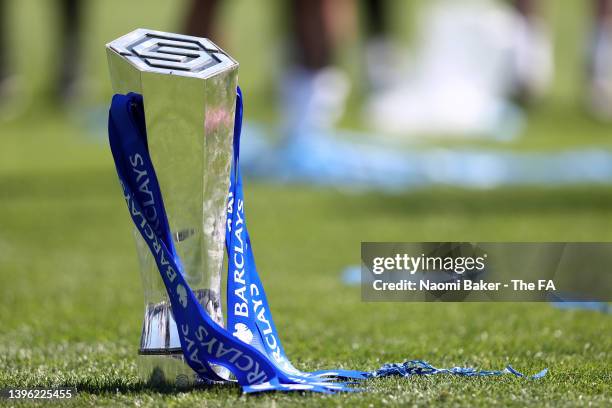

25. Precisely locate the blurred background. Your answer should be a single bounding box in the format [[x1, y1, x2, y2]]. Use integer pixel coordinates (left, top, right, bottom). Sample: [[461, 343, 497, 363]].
[[3, 0, 612, 186], [0, 0, 611, 403]]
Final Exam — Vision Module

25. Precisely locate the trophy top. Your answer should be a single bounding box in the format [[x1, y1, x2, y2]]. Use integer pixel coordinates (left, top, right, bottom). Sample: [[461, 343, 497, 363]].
[[106, 28, 238, 79]]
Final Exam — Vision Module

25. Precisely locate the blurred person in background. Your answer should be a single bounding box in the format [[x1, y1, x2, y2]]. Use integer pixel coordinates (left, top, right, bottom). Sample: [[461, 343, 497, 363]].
[[0, 0, 6, 96], [512, 0, 612, 119], [186, 0, 352, 137], [153, 0, 612, 135], [509, 0, 554, 104], [363, 0, 405, 95], [0, 0, 83, 115], [365, 0, 612, 139], [589, 0, 612, 119], [1, 0, 607, 131], [55, 0, 83, 103]]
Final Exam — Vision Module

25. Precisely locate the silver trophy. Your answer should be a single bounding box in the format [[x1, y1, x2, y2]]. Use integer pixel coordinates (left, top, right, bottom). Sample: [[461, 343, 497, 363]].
[[106, 28, 238, 386]]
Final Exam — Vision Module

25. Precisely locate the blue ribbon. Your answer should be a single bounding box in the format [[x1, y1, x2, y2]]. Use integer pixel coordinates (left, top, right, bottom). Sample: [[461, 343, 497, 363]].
[[107, 89, 546, 394], [369, 360, 547, 379]]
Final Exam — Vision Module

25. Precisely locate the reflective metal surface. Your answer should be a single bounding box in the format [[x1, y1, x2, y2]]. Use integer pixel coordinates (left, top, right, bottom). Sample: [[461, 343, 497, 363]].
[[106, 28, 238, 385]]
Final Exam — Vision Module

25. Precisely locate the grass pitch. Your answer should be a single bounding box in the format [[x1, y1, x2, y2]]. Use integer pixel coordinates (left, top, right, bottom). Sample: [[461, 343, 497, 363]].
[[1, 113, 611, 407], [0, 1, 611, 406]]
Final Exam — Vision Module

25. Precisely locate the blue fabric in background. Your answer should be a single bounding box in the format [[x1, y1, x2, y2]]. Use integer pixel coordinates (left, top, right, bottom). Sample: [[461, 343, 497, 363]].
[[241, 123, 612, 191]]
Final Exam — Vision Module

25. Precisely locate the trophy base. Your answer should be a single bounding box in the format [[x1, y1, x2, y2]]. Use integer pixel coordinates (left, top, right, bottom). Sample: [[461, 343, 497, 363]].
[[137, 350, 232, 388], [137, 290, 230, 387], [137, 352, 203, 388]]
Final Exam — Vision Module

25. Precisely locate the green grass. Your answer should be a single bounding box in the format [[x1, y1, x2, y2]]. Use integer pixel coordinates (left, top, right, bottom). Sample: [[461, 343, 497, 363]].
[[1, 112, 611, 407], [0, 0, 611, 406]]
